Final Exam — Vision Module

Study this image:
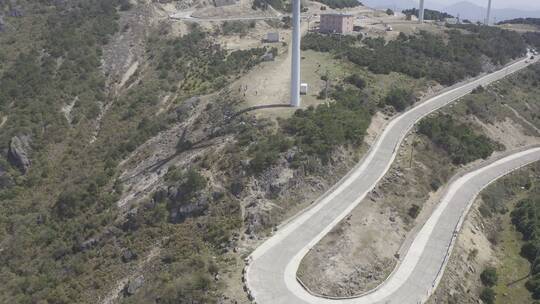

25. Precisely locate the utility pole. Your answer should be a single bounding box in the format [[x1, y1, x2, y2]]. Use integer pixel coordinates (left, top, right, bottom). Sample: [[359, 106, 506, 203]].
[[290, 0, 301, 107]]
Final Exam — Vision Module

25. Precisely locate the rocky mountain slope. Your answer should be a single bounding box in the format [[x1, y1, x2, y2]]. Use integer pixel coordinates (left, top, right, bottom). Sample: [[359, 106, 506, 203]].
[[1, 1, 540, 304]]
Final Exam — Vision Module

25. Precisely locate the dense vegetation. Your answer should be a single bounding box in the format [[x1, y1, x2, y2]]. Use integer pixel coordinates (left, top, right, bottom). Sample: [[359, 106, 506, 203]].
[[237, 85, 372, 173], [0, 0, 119, 143], [498, 18, 540, 26], [495, 18, 540, 48], [511, 197, 540, 299], [418, 114, 496, 165], [0, 1, 131, 303], [345, 74, 366, 90], [283, 87, 371, 162], [245, 134, 292, 175], [252, 0, 285, 11], [402, 8, 454, 21], [317, 0, 361, 9], [455, 159, 540, 303], [480, 287, 496, 304], [384, 87, 415, 111], [0, 1, 270, 303], [524, 32, 540, 49], [220, 20, 256, 36], [302, 25, 526, 85], [480, 267, 498, 287]]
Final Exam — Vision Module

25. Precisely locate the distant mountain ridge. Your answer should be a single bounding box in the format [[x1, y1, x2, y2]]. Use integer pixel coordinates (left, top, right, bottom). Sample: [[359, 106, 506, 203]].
[[362, 0, 540, 22], [445, 1, 540, 22]]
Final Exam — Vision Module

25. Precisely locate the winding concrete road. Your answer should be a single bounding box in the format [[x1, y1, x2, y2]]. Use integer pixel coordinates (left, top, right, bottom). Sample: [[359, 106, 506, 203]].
[[246, 53, 540, 304], [170, 10, 283, 22]]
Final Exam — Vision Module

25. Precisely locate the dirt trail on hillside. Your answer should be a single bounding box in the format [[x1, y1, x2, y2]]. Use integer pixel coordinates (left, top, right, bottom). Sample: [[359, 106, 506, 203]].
[[0, 116, 7, 129]]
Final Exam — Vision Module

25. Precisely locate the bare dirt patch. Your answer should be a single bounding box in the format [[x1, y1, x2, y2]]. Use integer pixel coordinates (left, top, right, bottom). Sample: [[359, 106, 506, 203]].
[[297, 131, 457, 296], [229, 22, 307, 113]]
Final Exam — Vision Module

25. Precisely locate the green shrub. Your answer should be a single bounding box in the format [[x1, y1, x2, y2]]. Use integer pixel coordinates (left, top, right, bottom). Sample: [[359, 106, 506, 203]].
[[402, 8, 453, 21], [222, 21, 250, 36], [301, 28, 526, 85], [498, 18, 540, 26], [408, 204, 421, 219], [480, 267, 498, 287], [153, 26, 268, 93], [317, 0, 361, 9], [252, 0, 285, 10], [472, 85, 485, 94], [480, 287, 496, 304], [510, 198, 540, 298], [479, 204, 493, 218], [430, 179, 441, 191], [247, 134, 292, 175], [54, 187, 91, 219], [345, 74, 366, 90], [527, 274, 540, 299], [282, 87, 371, 162], [385, 87, 415, 111], [418, 114, 496, 165]]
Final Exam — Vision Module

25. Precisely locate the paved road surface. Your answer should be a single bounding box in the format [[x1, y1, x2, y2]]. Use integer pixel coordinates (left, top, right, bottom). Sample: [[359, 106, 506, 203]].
[[169, 9, 318, 22], [246, 53, 540, 304], [170, 11, 282, 22], [169, 6, 284, 22]]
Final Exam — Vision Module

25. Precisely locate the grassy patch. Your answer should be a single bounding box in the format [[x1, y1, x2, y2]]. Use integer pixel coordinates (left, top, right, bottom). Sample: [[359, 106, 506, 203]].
[[478, 164, 540, 303], [494, 207, 532, 304]]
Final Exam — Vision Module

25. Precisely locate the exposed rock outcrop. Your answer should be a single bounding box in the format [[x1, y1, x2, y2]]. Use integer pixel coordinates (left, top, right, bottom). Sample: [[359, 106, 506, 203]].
[[7, 135, 31, 173], [151, 186, 211, 223], [124, 275, 144, 296], [74, 237, 98, 252], [169, 192, 210, 223]]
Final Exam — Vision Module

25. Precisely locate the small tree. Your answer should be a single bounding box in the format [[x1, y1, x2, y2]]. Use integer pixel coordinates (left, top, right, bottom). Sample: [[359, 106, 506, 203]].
[[480, 287, 495, 304], [345, 74, 366, 90], [408, 204, 421, 219], [385, 87, 415, 112], [480, 267, 498, 287]]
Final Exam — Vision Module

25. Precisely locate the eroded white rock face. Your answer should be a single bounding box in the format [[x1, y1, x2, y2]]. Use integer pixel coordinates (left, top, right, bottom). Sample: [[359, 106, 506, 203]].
[[8, 135, 32, 174]]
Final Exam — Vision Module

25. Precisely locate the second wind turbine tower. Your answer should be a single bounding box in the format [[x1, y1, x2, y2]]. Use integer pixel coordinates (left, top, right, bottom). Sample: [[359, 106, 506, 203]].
[[290, 0, 301, 107]]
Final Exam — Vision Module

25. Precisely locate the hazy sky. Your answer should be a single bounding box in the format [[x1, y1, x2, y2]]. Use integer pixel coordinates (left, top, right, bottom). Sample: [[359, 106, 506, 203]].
[[431, 0, 540, 10]]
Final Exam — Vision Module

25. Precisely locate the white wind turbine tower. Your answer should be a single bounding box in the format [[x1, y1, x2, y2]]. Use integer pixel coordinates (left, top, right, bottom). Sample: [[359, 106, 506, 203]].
[[485, 0, 493, 25], [419, 0, 425, 23], [290, 0, 301, 107]]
